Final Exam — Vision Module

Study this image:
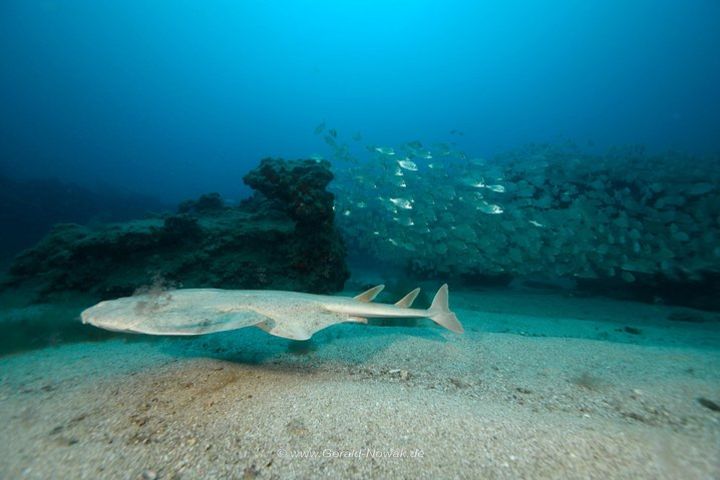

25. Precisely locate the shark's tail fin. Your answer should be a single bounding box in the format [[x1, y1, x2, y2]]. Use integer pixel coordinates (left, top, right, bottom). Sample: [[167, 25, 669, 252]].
[[428, 284, 464, 334]]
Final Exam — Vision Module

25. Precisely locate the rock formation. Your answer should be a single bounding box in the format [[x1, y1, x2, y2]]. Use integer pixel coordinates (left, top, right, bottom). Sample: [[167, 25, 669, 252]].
[[6, 158, 349, 298]]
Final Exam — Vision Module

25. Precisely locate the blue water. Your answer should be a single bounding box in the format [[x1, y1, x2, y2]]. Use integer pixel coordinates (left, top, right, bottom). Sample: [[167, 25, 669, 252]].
[[1, 1, 719, 203], [1, 4, 720, 477]]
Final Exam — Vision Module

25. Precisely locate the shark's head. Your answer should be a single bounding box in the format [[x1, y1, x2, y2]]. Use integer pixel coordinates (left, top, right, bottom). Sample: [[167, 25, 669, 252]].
[[81, 301, 137, 333]]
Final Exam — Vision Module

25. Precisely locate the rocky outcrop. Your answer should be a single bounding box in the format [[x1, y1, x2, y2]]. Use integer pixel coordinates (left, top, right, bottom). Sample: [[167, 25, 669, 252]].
[[5, 158, 349, 298]]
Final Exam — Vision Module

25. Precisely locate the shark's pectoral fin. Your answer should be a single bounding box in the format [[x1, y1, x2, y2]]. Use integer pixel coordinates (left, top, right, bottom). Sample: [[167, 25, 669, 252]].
[[354, 284, 385, 302], [254, 319, 275, 334], [247, 308, 312, 340], [255, 319, 313, 341], [349, 316, 368, 324]]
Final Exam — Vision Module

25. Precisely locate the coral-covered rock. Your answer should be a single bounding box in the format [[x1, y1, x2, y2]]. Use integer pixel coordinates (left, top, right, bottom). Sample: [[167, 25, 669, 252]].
[[5, 159, 349, 298], [177, 193, 225, 214], [243, 158, 335, 225]]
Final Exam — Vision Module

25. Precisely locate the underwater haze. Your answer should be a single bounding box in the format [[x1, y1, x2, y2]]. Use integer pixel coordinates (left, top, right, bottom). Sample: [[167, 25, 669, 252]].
[[2, 2, 720, 480], [1, 0, 719, 201]]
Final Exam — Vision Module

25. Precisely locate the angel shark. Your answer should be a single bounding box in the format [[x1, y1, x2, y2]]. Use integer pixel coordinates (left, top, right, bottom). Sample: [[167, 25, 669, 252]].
[[81, 284, 463, 341]]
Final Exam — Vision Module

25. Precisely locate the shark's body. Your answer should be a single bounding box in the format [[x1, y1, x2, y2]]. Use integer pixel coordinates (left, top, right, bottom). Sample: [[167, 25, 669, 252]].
[[81, 284, 463, 340]]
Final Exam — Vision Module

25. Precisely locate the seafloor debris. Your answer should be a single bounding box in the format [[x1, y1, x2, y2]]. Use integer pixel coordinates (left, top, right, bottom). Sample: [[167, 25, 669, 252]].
[[6, 158, 349, 298]]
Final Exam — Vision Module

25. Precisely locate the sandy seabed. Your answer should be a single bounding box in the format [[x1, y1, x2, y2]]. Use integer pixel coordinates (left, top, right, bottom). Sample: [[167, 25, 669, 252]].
[[1, 289, 719, 479]]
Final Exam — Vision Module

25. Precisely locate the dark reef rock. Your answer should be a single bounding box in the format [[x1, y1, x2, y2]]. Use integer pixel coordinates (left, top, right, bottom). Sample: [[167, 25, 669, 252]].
[[5, 158, 349, 298], [177, 192, 225, 214], [0, 174, 165, 264], [243, 157, 335, 225]]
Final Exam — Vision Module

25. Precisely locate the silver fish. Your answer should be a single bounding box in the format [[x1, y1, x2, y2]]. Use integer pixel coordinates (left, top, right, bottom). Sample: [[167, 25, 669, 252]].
[[398, 158, 418, 171], [389, 197, 413, 209], [477, 202, 503, 214]]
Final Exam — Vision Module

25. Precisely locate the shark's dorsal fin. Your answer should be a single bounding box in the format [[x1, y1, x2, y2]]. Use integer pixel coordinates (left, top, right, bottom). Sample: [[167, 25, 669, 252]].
[[354, 284, 384, 302], [394, 288, 420, 308]]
